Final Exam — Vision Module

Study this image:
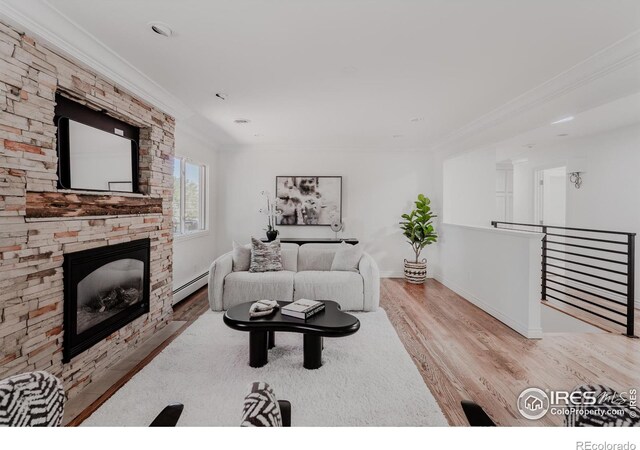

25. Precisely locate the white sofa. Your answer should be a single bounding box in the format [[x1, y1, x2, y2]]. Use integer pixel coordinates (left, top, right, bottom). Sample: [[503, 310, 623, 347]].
[[208, 243, 380, 311]]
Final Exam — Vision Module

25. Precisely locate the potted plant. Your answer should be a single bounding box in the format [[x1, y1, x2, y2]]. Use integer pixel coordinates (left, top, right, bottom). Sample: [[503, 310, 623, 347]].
[[400, 194, 437, 284], [259, 190, 281, 241]]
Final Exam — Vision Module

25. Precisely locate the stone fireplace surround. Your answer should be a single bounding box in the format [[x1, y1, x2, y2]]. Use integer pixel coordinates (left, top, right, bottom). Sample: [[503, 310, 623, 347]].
[[0, 20, 175, 399]]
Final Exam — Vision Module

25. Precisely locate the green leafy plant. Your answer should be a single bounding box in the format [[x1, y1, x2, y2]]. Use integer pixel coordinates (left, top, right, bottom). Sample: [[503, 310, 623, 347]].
[[400, 194, 438, 263]]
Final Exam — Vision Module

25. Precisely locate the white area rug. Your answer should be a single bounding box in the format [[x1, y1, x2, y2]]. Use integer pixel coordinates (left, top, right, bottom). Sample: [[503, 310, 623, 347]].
[[82, 309, 447, 426]]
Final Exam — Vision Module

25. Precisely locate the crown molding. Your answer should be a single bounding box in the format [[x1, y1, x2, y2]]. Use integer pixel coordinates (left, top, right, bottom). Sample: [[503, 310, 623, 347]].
[[221, 143, 430, 153], [0, 0, 194, 120], [432, 29, 640, 154]]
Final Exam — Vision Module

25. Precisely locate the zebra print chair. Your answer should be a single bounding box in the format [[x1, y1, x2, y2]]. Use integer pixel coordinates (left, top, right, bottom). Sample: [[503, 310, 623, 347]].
[[0, 371, 184, 427], [0, 371, 65, 427], [241, 382, 291, 427]]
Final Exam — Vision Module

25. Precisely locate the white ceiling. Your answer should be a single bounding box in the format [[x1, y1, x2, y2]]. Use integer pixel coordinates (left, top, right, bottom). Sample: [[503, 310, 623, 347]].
[[3, 0, 640, 150], [495, 91, 640, 161]]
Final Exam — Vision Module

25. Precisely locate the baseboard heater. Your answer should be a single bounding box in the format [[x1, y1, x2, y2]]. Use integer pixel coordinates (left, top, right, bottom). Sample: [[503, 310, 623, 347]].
[[173, 272, 208, 295]]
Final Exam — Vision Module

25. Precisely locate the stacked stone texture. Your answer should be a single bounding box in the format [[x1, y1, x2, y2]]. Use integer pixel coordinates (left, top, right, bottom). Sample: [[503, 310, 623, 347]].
[[0, 21, 174, 398]]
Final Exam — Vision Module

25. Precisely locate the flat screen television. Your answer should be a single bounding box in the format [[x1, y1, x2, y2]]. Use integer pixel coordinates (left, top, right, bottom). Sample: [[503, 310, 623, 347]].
[[55, 94, 139, 193]]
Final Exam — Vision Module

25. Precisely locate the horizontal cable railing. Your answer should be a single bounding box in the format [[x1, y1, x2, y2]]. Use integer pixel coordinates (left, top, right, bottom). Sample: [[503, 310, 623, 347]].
[[490, 221, 636, 337]]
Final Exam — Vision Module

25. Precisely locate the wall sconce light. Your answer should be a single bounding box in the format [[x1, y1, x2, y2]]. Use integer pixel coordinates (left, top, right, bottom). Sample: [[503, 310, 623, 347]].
[[569, 171, 583, 189], [567, 157, 587, 190]]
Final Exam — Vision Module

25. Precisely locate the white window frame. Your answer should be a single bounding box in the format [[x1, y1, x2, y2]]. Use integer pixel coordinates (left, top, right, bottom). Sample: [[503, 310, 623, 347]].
[[173, 156, 208, 240]]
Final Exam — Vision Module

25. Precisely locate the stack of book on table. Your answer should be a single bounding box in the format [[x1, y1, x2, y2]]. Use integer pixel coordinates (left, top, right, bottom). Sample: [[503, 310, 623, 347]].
[[281, 299, 325, 320]]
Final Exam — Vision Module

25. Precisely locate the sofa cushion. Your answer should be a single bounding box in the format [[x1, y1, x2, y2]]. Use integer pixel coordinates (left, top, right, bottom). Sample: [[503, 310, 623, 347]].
[[330, 243, 363, 272], [232, 241, 251, 272], [223, 271, 294, 309], [280, 243, 299, 272], [249, 238, 283, 273], [298, 244, 343, 271], [294, 271, 364, 310]]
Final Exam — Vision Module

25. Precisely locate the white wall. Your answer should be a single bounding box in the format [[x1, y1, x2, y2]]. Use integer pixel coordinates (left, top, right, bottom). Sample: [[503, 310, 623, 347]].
[[172, 127, 218, 304], [434, 223, 543, 338], [442, 147, 496, 227], [541, 306, 603, 333], [214, 148, 436, 276], [510, 123, 640, 304]]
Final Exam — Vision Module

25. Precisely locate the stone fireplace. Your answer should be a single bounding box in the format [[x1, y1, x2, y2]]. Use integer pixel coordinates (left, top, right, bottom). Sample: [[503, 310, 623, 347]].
[[0, 20, 174, 398]]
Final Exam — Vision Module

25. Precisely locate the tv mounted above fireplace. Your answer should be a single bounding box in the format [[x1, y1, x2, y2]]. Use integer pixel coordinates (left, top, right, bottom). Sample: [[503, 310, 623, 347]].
[[63, 239, 150, 362], [54, 94, 140, 193]]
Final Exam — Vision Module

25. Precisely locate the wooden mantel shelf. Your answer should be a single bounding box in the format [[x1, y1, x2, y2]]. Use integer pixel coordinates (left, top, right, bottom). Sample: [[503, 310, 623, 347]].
[[25, 191, 163, 218]]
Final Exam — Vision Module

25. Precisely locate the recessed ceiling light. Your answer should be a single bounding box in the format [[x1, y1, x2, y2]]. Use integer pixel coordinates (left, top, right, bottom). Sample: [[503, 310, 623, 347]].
[[557, 133, 569, 137], [215, 93, 228, 100], [234, 119, 251, 124], [392, 134, 403, 138], [551, 116, 574, 125], [148, 22, 173, 38], [410, 117, 423, 123]]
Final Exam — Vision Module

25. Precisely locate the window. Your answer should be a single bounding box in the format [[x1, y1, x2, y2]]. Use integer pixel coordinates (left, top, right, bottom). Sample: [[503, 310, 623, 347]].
[[172, 156, 206, 236]]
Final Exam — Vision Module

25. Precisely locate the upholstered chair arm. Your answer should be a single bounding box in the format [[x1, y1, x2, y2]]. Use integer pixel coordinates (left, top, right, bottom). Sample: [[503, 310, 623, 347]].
[[277, 400, 292, 427], [359, 252, 380, 311], [208, 252, 233, 311]]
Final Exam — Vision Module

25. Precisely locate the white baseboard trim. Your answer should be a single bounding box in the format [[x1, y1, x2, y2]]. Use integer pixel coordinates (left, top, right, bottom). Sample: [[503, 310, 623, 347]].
[[379, 271, 437, 279], [433, 273, 543, 339], [172, 272, 208, 305], [379, 271, 404, 278]]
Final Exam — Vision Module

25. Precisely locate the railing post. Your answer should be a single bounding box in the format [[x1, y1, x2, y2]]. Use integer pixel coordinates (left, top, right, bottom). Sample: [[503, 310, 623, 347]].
[[541, 226, 548, 302], [627, 234, 635, 337], [491, 221, 497, 228]]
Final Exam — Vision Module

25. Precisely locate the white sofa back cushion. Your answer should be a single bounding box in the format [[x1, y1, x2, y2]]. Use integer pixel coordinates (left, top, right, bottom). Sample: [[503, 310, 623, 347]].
[[233, 242, 299, 272], [281, 243, 299, 272], [330, 243, 363, 272], [298, 244, 343, 271], [232, 241, 251, 272]]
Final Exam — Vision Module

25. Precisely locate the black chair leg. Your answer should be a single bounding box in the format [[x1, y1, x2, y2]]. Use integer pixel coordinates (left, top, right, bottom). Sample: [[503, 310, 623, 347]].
[[461, 400, 496, 426], [149, 403, 184, 427], [277, 400, 291, 427]]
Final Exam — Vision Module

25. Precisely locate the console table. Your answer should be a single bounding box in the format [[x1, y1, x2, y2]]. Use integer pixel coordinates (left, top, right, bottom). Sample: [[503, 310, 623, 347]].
[[260, 237, 358, 245]]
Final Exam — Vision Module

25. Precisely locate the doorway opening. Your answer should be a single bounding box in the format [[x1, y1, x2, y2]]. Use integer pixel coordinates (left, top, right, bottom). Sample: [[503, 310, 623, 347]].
[[534, 166, 566, 226]]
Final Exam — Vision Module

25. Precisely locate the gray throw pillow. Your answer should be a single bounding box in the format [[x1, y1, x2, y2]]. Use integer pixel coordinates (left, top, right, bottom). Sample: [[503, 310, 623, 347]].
[[232, 241, 251, 272], [330, 243, 363, 272], [249, 237, 283, 273]]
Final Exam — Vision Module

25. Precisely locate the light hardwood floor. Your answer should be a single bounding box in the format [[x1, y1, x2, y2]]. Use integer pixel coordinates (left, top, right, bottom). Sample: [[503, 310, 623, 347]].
[[380, 278, 640, 426], [69, 281, 639, 426]]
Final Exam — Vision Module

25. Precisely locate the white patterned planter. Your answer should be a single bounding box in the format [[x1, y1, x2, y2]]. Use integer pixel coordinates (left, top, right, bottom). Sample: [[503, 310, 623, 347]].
[[404, 259, 427, 284]]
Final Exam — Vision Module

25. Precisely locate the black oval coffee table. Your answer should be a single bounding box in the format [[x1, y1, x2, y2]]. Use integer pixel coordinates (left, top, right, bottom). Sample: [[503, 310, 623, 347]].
[[223, 300, 360, 369]]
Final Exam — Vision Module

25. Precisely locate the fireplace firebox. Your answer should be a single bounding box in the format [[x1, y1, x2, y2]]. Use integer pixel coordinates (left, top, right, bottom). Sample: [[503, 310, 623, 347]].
[[63, 239, 150, 362]]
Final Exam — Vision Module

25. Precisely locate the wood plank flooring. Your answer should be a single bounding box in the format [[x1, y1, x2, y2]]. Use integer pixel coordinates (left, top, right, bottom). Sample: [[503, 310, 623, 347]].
[[69, 280, 639, 426], [380, 278, 640, 426]]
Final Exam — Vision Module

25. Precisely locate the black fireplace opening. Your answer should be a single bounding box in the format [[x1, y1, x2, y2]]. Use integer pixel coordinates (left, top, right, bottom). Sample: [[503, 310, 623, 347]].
[[63, 238, 150, 362]]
